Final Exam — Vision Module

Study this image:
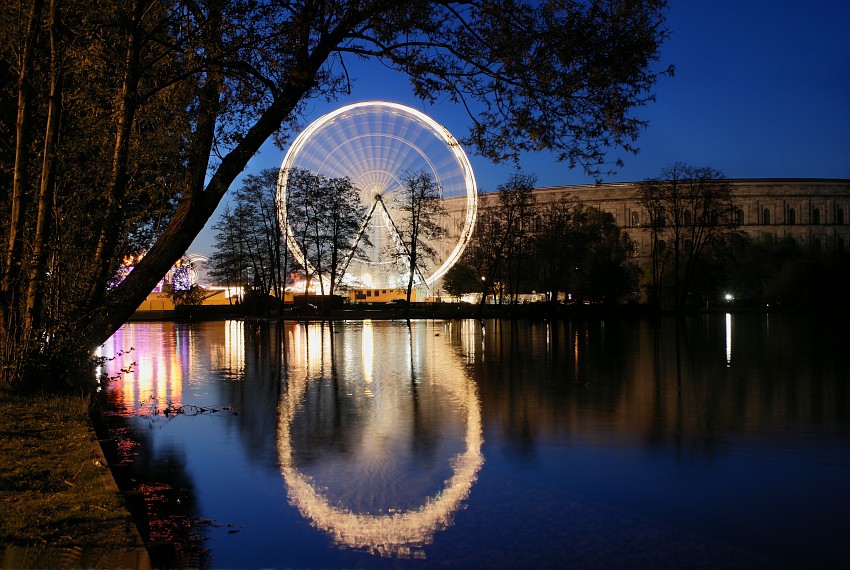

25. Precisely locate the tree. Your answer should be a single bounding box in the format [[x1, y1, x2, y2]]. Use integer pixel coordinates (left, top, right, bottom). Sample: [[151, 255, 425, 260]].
[[638, 163, 734, 310], [569, 205, 640, 304], [234, 169, 289, 310], [460, 200, 506, 304], [284, 167, 323, 295], [165, 257, 207, 307], [460, 173, 537, 305], [441, 259, 483, 298], [1, 0, 670, 388], [282, 168, 367, 309], [497, 173, 537, 303], [209, 206, 251, 303], [391, 171, 447, 304], [533, 196, 574, 302], [320, 176, 369, 301]]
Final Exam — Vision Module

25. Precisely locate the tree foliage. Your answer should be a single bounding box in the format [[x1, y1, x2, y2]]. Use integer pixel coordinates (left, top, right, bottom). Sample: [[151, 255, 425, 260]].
[[283, 167, 367, 304], [1, 0, 670, 388], [209, 206, 251, 299], [449, 178, 639, 304], [165, 257, 207, 306], [391, 171, 447, 304], [715, 235, 850, 310], [209, 168, 288, 312], [637, 162, 735, 310]]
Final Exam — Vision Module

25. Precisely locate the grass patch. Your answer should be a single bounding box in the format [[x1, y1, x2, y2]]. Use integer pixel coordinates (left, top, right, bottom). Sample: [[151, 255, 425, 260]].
[[0, 390, 147, 567]]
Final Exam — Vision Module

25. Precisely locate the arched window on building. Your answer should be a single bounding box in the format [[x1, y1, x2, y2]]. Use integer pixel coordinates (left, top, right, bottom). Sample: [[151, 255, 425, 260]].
[[763, 208, 771, 225], [838, 236, 846, 253], [788, 208, 796, 225], [838, 207, 845, 225], [812, 207, 820, 225], [683, 210, 692, 226], [736, 207, 744, 225], [631, 211, 640, 227]]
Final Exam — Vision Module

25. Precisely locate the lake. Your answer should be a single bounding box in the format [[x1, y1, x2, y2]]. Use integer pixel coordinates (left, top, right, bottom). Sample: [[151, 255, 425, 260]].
[[98, 314, 850, 568]]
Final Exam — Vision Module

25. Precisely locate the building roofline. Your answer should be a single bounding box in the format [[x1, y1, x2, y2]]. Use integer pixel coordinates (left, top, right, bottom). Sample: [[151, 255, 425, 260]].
[[529, 177, 850, 193]]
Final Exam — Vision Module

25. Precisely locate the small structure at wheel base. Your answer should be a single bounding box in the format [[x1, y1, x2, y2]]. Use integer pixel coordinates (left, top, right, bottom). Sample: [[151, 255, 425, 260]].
[[347, 288, 416, 304]]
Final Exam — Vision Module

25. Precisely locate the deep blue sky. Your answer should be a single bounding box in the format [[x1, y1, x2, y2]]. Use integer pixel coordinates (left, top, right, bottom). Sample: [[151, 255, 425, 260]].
[[190, 0, 850, 255]]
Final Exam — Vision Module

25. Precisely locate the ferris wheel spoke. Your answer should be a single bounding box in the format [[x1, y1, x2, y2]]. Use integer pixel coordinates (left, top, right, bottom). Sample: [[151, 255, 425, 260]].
[[376, 200, 429, 286], [336, 199, 380, 288]]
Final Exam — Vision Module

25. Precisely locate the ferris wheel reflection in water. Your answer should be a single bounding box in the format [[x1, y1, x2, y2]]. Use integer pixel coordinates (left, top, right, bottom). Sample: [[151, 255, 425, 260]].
[[277, 320, 484, 558]]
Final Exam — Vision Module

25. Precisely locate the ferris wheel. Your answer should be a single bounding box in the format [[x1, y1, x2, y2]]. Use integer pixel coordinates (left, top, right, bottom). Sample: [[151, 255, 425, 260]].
[[277, 101, 477, 290]]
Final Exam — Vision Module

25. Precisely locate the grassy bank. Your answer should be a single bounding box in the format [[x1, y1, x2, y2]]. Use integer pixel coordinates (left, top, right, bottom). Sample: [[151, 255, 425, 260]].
[[0, 390, 148, 569]]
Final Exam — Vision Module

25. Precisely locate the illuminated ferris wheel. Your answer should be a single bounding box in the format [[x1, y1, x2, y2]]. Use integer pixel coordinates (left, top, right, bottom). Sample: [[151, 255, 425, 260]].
[[277, 101, 477, 290]]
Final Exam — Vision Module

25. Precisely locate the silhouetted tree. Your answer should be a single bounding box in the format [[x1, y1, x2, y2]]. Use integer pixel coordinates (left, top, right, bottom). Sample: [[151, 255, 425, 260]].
[[283, 168, 367, 306], [0, 0, 671, 388], [638, 163, 734, 310], [209, 206, 251, 302], [533, 196, 574, 302], [392, 171, 447, 304], [165, 257, 207, 307], [320, 176, 370, 300], [441, 259, 482, 298], [237, 170, 289, 306], [284, 168, 323, 295], [498, 173, 538, 303]]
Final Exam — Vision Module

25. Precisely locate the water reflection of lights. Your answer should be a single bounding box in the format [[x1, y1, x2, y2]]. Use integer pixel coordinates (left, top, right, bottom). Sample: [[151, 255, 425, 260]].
[[277, 323, 484, 557], [725, 313, 733, 367], [100, 324, 185, 410], [362, 319, 374, 387], [210, 320, 245, 378]]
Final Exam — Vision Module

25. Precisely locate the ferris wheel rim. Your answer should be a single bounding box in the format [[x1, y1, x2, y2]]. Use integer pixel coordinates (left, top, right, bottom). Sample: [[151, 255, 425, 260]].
[[277, 100, 478, 289]]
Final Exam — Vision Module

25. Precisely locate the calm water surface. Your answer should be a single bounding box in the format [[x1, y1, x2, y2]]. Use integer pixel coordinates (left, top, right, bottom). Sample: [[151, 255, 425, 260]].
[[99, 315, 850, 568]]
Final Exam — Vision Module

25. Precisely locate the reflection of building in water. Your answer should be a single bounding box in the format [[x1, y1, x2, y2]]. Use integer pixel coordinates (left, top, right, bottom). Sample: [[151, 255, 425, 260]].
[[463, 317, 848, 451], [100, 323, 188, 409], [277, 321, 483, 558]]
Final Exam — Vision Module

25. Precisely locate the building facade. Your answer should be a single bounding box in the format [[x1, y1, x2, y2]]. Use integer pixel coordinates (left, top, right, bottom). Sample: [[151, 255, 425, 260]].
[[441, 178, 850, 269]]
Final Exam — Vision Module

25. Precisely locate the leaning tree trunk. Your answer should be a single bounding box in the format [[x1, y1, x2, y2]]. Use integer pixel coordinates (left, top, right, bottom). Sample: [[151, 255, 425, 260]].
[[86, 0, 145, 307]]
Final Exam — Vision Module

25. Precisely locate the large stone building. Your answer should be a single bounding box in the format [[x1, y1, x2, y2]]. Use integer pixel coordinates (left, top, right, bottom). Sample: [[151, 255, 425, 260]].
[[441, 178, 850, 269]]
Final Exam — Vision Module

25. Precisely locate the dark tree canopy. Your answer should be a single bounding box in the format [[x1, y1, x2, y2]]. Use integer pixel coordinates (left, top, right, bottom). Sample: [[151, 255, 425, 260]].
[[391, 171, 447, 303], [638, 162, 734, 310], [0, 0, 669, 388]]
